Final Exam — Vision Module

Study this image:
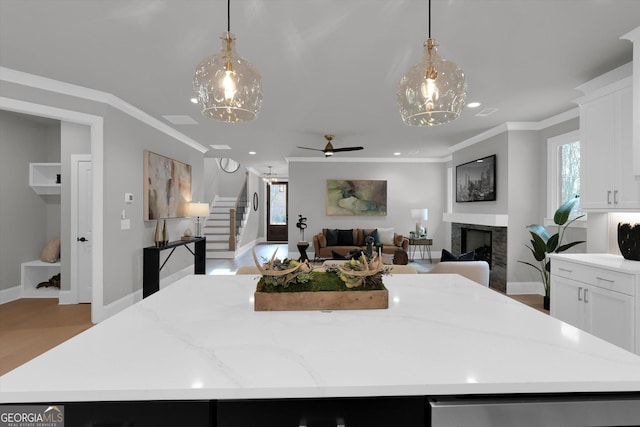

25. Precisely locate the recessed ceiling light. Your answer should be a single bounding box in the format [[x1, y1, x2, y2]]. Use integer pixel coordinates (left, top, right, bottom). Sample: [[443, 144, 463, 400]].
[[190, 97, 198, 104], [249, 151, 256, 155], [393, 152, 401, 156], [466, 102, 481, 108]]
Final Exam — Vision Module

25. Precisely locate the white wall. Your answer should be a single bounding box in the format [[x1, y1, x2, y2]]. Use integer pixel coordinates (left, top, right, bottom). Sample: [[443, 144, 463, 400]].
[[288, 160, 447, 255]]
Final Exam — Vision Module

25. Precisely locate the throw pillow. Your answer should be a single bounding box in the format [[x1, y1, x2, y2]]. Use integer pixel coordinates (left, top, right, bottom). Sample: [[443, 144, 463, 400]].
[[41, 237, 61, 263], [441, 249, 476, 262], [393, 233, 404, 247], [325, 229, 338, 246], [337, 229, 354, 245], [317, 234, 327, 248], [377, 227, 394, 245], [363, 229, 379, 245]]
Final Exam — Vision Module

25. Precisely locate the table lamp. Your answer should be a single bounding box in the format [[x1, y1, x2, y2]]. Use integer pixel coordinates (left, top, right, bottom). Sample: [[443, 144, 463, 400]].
[[411, 208, 429, 236], [188, 202, 210, 238]]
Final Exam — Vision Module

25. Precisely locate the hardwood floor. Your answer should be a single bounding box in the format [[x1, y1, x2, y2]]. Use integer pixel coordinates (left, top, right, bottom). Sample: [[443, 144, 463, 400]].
[[1, 243, 547, 376], [0, 298, 92, 376]]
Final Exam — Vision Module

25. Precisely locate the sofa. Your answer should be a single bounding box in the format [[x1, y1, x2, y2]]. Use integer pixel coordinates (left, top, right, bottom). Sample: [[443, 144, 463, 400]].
[[312, 228, 409, 260]]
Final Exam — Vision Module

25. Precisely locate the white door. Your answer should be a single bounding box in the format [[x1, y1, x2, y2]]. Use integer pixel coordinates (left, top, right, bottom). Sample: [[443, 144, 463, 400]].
[[77, 160, 93, 303]]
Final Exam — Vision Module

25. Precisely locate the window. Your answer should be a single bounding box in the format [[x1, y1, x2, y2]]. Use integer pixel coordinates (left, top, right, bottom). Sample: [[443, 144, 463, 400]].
[[547, 130, 584, 222], [268, 183, 287, 225]]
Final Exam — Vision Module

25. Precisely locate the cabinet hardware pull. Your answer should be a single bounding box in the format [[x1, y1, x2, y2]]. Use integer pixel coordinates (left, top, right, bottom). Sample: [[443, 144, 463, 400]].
[[559, 268, 572, 273], [607, 190, 612, 204], [596, 276, 615, 283], [584, 288, 589, 303], [578, 287, 583, 301], [614, 190, 619, 204]]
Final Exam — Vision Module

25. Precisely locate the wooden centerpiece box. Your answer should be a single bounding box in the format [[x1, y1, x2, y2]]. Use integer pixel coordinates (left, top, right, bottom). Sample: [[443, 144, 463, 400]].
[[252, 251, 388, 311]]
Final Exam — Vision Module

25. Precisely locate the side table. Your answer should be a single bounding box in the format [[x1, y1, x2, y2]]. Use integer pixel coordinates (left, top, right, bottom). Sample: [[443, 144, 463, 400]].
[[297, 241, 310, 262], [408, 237, 433, 263]]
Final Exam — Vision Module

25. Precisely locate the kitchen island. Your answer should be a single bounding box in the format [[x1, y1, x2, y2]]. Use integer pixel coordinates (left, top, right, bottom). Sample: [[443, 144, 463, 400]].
[[2, 274, 640, 425]]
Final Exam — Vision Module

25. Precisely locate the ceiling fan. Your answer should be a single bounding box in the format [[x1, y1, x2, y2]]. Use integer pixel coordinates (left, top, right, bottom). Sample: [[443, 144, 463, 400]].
[[297, 134, 364, 157]]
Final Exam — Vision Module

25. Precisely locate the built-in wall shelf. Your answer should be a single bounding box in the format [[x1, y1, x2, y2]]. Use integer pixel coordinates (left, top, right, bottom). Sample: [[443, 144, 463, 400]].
[[21, 260, 60, 298], [29, 162, 61, 195]]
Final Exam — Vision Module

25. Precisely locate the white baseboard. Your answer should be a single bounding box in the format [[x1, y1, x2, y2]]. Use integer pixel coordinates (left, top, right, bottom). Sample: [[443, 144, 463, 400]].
[[100, 289, 143, 321], [99, 266, 192, 321], [0, 286, 21, 304], [507, 281, 544, 295], [58, 290, 74, 304]]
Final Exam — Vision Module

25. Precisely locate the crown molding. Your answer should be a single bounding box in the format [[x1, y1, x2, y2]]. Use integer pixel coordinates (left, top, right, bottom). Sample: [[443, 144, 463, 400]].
[[448, 108, 579, 154], [0, 67, 209, 154]]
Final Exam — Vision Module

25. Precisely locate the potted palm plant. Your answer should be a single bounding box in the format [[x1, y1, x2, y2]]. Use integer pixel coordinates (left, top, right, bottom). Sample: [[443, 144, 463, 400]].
[[519, 197, 585, 310]]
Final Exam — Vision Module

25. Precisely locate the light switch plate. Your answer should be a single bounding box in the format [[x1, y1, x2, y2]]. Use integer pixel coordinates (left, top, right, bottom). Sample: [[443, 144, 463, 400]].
[[121, 219, 131, 230]]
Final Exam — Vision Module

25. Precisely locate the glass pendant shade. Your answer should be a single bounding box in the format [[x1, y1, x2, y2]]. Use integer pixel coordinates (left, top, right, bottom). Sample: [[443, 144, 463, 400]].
[[398, 38, 466, 126], [194, 32, 262, 123]]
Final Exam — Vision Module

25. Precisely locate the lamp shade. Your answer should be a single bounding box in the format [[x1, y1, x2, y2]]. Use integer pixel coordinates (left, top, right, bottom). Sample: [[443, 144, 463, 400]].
[[397, 38, 466, 126], [411, 208, 429, 221], [188, 203, 210, 218], [193, 32, 262, 123]]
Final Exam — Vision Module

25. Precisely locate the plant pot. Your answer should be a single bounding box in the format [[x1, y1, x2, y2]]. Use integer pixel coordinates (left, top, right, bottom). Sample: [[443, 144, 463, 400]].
[[543, 295, 550, 311], [618, 223, 640, 261]]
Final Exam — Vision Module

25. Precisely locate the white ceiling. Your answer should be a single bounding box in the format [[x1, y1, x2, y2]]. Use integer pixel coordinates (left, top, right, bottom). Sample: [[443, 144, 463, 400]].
[[1, 0, 639, 176]]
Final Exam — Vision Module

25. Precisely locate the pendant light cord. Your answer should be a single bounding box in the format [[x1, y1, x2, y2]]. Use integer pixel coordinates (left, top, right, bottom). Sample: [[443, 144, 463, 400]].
[[428, 0, 431, 38], [227, 0, 231, 32]]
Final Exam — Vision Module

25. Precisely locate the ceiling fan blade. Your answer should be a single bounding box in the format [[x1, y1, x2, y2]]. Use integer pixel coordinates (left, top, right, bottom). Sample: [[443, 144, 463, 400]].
[[297, 146, 325, 152], [332, 146, 364, 152]]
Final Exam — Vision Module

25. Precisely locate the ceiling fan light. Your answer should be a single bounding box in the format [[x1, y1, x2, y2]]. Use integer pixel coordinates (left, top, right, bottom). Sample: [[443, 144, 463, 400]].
[[397, 38, 466, 126], [193, 32, 263, 123]]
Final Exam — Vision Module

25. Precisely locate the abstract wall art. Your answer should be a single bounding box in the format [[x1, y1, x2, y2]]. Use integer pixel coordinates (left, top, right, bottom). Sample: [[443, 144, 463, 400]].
[[144, 150, 192, 220], [326, 179, 387, 216]]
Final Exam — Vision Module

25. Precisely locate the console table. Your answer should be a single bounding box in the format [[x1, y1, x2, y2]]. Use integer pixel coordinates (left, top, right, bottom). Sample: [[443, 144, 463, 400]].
[[408, 237, 433, 262], [142, 237, 205, 298]]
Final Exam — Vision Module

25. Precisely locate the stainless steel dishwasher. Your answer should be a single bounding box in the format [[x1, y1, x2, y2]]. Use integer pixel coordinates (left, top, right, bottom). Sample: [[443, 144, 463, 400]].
[[429, 394, 640, 426]]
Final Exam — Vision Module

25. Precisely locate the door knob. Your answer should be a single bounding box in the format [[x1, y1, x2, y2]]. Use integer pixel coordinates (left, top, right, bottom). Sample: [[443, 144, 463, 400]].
[[77, 237, 88, 242]]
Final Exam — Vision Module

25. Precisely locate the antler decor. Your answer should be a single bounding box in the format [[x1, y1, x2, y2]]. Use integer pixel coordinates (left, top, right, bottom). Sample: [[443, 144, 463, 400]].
[[337, 250, 385, 288], [252, 248, 312, 287]]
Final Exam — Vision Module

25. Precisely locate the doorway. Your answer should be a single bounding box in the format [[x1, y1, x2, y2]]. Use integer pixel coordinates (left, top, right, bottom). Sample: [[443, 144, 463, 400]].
[[266, 182, 288, 241]]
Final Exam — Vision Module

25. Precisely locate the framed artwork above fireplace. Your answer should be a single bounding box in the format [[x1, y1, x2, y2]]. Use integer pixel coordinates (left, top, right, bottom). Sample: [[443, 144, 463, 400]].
[[456, 154, 496, 202]]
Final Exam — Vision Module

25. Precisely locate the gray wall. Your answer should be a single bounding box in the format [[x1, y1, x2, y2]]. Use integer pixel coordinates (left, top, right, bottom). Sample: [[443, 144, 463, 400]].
[[0, 111, 60, 291], [102, 107, 204, 305], [288, 160, 447, 255]]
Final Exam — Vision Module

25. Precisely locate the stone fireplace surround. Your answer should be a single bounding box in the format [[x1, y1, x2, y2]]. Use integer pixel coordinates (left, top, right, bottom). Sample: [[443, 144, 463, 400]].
[[451, 222, 507, 292]]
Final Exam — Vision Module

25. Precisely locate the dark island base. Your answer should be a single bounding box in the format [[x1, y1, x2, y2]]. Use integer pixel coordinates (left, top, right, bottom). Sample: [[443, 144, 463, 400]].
[[6, 393, 640, 426]]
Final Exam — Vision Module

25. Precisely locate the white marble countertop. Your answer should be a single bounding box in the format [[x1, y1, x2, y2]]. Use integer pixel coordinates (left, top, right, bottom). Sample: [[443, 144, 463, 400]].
[[549, 253, 640, 274], [3, 274, 640, 403]]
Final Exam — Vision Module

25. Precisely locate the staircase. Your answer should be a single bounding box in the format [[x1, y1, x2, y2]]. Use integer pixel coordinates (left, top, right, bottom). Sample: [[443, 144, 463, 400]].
[[204, 196, 247, 259]]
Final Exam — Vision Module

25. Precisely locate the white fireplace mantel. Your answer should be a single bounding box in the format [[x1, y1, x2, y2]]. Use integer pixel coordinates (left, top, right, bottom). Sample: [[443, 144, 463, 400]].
[[443, 212, 509, 227]]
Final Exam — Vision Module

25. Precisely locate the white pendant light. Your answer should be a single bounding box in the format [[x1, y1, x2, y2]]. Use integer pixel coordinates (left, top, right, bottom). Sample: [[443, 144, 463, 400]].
[[397, 0, 466, 126], [193, 0, 262, 123]]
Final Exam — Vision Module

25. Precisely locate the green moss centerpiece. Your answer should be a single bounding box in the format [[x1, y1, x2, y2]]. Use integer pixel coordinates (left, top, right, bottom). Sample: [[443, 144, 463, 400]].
[[253, 250, 389, 311]]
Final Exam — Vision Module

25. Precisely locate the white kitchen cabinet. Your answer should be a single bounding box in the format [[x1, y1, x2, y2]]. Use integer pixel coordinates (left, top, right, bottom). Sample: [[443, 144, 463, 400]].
[[550, 254, 639, 354], [576, 66, 640, 210]]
